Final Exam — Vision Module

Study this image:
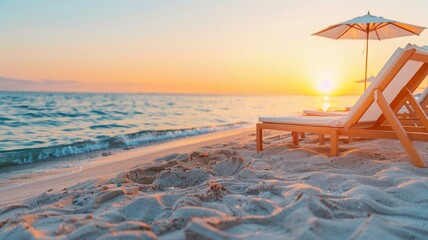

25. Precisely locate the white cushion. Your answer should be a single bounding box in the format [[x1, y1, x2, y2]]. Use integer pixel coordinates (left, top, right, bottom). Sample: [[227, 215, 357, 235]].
[[303, 109, 348, 116], [259, 115, 344, 127]]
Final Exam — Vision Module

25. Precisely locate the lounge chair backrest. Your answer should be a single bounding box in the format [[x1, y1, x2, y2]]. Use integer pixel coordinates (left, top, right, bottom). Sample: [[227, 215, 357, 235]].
[[338, 44, 428, 127]]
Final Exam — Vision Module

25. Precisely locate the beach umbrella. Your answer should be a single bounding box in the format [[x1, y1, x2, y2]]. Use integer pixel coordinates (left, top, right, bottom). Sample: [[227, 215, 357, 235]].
[[313, 12, 425, 90]]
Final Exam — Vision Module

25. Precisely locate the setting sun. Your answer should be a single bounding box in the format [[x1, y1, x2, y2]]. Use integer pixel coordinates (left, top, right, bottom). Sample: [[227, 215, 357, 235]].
[[317, 79, 335, 94]]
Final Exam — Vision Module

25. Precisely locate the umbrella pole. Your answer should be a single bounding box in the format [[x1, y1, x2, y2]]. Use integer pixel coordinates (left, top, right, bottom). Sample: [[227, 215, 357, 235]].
[[364, 29, 369, 91]]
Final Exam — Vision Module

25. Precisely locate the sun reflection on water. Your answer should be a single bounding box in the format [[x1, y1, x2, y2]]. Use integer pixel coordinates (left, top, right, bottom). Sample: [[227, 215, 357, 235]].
[[321, 95, 330, 112]]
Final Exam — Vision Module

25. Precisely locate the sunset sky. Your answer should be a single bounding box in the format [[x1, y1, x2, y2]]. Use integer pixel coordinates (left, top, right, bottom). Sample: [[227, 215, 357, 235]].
[[1, 0, 428, 95]]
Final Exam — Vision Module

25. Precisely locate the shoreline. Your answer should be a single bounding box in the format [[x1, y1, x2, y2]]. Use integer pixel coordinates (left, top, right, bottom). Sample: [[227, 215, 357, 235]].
[[0, 126, 253, 206], [0, 121, 250, 167]]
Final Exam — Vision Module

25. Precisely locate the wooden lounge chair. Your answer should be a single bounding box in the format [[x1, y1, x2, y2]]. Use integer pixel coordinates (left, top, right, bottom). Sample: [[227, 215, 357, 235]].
[[257, 44, 428, 168], [405, 87, 428, 114], [397, 91, 428, 120]]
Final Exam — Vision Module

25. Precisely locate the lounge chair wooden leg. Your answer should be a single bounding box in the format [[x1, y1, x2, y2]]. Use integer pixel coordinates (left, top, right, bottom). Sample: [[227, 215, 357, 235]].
[[256, 123, 263, 152], [330, 130, 339, 157], [376, 90, 427, 168], [300, 132, 305, 138], [319, 134, 325, 145], [292, 132, 299, 145]]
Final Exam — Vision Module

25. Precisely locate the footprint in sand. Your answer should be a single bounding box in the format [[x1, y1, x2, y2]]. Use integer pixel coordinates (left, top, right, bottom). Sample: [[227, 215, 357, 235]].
[[213, 156, 244, 176], [154, 168, 210, 190]]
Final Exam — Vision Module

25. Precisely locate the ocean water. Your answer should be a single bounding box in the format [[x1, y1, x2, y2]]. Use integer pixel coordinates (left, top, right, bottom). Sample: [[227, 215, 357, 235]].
[[0, 92, 358, 167]]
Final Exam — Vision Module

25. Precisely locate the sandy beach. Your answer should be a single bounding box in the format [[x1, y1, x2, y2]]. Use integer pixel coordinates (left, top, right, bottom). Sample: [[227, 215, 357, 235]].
[[1, 127, 428, 239]]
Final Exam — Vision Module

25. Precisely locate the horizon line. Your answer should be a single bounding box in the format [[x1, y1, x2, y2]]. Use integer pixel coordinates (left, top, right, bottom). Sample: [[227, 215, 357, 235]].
[[0, 89, 360, 97]]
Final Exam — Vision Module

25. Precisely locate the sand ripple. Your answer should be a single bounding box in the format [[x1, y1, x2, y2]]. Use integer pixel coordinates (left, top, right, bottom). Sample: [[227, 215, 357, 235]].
[[1, 133, 428, 239]]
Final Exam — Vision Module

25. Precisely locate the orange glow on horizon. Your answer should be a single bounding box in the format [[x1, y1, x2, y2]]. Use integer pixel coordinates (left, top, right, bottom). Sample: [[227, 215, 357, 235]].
[[1, 1, 427, 95]]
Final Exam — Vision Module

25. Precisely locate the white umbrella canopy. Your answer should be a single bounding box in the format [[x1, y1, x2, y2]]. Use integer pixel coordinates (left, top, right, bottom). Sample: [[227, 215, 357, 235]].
[[313, 12, 426, 90]]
